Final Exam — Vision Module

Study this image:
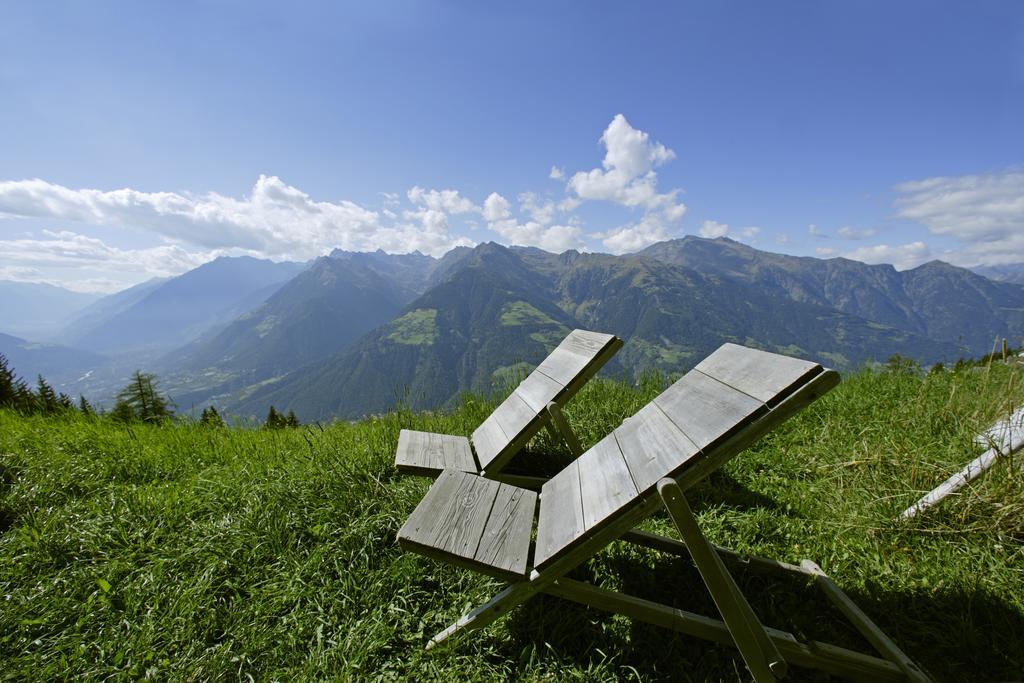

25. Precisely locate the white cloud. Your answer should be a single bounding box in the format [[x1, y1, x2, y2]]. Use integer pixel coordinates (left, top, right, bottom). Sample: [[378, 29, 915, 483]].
[[482, 192, 583, 252], [0, 230, 216, 291], [699, 220, 729, 238], [842, 241, 932, 270], [808, 223, 827, 238], [596, 215, 674, 254], [740, 226, 761, 240], [0, 176, 474, 259], [518, 192, 559, 226], [894, 169, 1024, 266], [837, 225, 878, 240], [566, 114, 685, 215], [549, 166, 565, 181], [815, 247, 838, 257]]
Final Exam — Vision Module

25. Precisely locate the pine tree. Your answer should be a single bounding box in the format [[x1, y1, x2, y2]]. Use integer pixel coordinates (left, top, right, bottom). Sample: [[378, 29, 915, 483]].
[[36, 376, 60, 414], [79, 395, 95, 416], [265, 405, 285, 429], [110, 399, 136, 423], [200, 405, 225, 428], [0, 355, 16, 409], [286, 410, 300, 428], [13, 378, 35, 414], [115, 371, 173, 423]]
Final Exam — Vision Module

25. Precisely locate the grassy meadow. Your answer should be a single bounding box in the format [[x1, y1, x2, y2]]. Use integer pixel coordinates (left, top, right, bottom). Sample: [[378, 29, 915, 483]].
[[1, 362, 1023, 681]]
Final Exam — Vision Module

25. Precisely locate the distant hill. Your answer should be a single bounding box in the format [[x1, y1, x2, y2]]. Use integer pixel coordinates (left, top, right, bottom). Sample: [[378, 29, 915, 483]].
[[64, 256, 307, 353], [0, 332, 106, 389], [640, 236, 1024, 354], [973, 263, 1024, 285], [162, 254, 427, 408], [0, 281, 100, 340], [59, 277, 169, 342], [232, 243, 580, 419], [227, 242, 964, 421]]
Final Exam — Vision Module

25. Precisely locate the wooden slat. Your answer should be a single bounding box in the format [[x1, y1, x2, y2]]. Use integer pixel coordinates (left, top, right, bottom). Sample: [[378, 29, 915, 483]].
[[471, 415, 508, 471], [394, 429, 478, 475], [535, 460, 585, 567], [492, 393, 537, 448], [578, 433, 640, 530], [535, 348, 593, 386], [654, 370, 766, 451], [695, 343, 822, 407], [398, 470, 499, 559], [560, 329, 616, 356], [616, 403, 701, 492], [514, 370, 565, 413], [474, 483, 538, 576]]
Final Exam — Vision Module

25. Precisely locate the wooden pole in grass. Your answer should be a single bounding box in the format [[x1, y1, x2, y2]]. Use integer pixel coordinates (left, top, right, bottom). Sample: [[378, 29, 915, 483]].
[[900, 406, 1024, 520]]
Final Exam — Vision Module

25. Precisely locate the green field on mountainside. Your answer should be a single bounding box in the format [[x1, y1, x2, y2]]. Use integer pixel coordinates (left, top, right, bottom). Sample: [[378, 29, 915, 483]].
[[2, 362, 1023, 681]]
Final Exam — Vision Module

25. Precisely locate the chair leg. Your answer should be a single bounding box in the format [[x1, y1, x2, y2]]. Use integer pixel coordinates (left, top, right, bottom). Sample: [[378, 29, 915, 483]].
[[426, 582, 537, 650], [546, 401, 583, 457], [657, 478, 787, 682]]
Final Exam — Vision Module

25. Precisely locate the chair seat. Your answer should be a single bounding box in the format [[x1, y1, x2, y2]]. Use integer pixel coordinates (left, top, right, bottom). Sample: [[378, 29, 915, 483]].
[[395, 430, 479, 476], [398, 470, 537, 580]]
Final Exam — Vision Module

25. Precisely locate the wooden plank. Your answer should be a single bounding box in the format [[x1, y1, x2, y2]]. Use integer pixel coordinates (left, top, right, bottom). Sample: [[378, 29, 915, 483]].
[[616, 403, 701, 492], [535, 348, 593, 386], [655, 370, 767, 452], [471, 415, 508, 472], [972, 406, 1024, 452], [534, 460, 585, 567], [578, 432, 640, 530], [398, 469, 499, 559], [514, 370, 565, 413], [474, 483, 538, 576], [694, 343, 822, 407], [394, 429, 477, 475], [560, 329, 616, 357], [491, 393, 537, 447]]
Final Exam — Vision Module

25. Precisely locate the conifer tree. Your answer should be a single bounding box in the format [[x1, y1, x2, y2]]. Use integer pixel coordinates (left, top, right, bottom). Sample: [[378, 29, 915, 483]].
[[286, 410, 300, 428], [36, 376, 60, 414], [79, 395, 95, 416], [110, 399, 136, 423], [115, 371, 173, 423], [200, 405, 225, 427], [0, 354, 16, 409], [265, 405, 284, 429]]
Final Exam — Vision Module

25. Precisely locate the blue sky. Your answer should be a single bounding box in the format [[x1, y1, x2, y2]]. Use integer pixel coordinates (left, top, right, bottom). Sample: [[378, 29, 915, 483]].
[[1, 1, 1022, 292]]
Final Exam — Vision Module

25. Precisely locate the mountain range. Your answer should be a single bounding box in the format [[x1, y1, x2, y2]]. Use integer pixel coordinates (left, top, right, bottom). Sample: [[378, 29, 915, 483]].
[[2, 237, 1022, 421]]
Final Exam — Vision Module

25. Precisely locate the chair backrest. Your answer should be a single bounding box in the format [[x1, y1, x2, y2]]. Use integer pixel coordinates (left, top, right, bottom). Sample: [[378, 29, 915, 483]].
[[471, 329, 622, 474], [535, 344, 835, 569]]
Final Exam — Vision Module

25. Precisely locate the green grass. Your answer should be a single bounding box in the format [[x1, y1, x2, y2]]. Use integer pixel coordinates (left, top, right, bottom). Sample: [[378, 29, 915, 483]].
[[2, 363, 1023, 681], [386, 308, 439, 345], [499, 301, 562, 328]]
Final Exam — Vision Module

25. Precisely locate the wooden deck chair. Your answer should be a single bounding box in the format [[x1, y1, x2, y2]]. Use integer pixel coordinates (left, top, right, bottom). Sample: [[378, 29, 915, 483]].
[[398, 344, 931, 682], [394, 329, 623, 483]]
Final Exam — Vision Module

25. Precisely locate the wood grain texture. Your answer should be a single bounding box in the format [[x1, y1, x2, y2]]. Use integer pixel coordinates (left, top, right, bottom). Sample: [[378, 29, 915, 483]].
[[398, 469, 499, 559], [471, 415, 509, 471], [615, 403, 700, 492], [535, 348, 594, 386], [491, 393, 537, 448], [535, 460, 585, 567], [578, 432, 639, 530], [474, 483, 538, 576], [654, 370, 766, 451], [560, 329, 616, 356], [514, 370, 565, 413], [695, 343, 822, 407], [394, 429, 477, 475]]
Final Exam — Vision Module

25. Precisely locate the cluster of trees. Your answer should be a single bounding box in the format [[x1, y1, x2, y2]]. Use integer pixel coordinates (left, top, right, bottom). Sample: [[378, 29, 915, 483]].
[[2, 354, 303, 428], [1, 354, 83, 415]]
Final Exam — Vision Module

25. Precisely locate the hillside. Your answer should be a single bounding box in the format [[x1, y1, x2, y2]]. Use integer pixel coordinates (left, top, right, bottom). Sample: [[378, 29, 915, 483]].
[[227, 242, 961, 420], [0, 281, 100, 340], [1, 361, 1022, 680], [641, 236, 1024, 355], [64, 256, 306, 353]]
